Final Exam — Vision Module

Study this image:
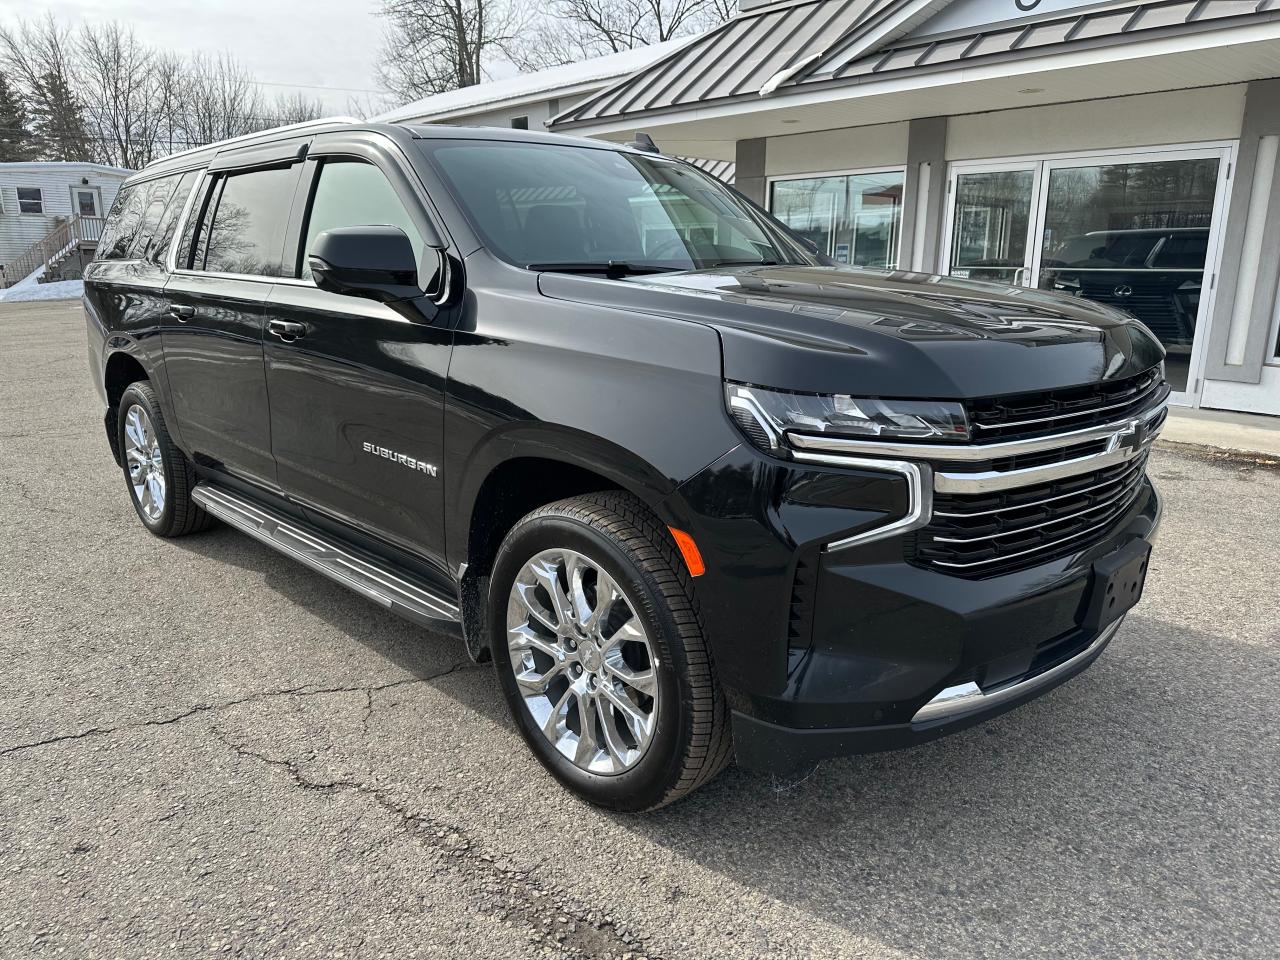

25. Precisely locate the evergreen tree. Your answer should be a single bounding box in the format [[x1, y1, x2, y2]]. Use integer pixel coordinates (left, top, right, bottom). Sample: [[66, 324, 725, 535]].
[[29, 69, 93, 162], [0, 70, 35, 161]]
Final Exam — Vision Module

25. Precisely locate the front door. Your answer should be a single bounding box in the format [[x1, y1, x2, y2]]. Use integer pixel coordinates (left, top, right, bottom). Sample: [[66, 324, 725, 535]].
[[263, 143, 452, 571], [71, 185, 102, 218], [944, 146, 1233, 402]]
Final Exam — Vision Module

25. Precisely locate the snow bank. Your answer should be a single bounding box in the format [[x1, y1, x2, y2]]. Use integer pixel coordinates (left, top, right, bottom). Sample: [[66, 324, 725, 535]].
[[0, 269, 84, 303]]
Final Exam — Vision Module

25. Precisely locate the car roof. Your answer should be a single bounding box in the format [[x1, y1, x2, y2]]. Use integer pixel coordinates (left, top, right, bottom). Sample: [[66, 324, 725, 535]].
[[131, 118, 654, 185]]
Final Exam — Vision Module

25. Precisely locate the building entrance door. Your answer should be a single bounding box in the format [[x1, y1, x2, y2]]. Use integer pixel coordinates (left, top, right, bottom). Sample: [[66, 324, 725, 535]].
[[944, 146, 1234, 403]]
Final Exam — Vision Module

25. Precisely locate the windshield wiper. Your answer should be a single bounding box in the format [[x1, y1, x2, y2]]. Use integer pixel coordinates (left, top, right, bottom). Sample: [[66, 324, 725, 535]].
[[705, 259, 780, 268], [526, 261, 680, 279]]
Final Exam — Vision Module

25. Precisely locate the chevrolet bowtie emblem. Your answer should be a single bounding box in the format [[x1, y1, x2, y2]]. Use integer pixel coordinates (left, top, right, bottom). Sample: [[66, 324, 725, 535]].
[[1115, 420, 1146, 455]]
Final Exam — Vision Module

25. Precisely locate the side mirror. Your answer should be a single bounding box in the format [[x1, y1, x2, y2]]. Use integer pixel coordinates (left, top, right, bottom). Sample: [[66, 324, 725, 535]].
[[308, 226, 436, 316]]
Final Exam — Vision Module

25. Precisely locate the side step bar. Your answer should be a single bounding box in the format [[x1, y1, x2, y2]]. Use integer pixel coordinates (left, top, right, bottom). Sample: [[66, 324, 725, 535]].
[[192, 484, 462, 636]]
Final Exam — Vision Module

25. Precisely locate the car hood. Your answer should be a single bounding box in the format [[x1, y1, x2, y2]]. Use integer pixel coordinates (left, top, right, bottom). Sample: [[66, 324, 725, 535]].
[[537, 264, 1165, 398]]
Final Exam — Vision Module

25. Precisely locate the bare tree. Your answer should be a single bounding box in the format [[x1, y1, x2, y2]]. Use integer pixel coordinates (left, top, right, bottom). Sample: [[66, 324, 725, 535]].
[[267, 91, 326, 126], [511, 0, 729, 69], [377, 0, 528, 99], [77, 22, 185, 168], [179, 51, 266, 147]]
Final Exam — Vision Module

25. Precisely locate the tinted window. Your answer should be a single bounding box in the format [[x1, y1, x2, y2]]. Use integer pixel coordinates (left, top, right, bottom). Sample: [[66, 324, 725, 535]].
[[144, 171, 197, 265], [125, 173, 184, 260], [197, 166, 296, 277], [299, 160, 424, 281], [96, 184, 145, 261]]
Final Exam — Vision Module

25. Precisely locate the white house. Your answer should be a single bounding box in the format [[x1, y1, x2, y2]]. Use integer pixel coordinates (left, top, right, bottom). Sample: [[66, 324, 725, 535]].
[[0, 161, 132, 287]]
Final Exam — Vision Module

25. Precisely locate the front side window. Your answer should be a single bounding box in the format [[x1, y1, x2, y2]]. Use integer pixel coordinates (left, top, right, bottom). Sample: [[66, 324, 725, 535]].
[[425, 141, 808, 271], [195, 165, 296, 277], [299, 159, 424, 281], [16, 187, 43, 215], [771, 171, 905, 269]]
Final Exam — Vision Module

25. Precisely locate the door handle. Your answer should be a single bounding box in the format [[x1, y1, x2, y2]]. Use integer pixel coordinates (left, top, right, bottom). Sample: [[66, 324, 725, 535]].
[[268, 319, 307, 341], [168, 304, 195, 322]]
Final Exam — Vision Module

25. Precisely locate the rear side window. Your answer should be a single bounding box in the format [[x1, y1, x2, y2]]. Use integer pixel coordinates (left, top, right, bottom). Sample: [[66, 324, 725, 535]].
[[96, 184, 145, 260], [298, 159, 424, 280], [141, 171, 197, 264], [195, 166, 296, 277]]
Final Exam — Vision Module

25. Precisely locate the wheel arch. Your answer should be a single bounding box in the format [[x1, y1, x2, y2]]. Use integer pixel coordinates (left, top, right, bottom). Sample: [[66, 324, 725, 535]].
[[450, 425, 682, 662], [102, 349, 153, 465]]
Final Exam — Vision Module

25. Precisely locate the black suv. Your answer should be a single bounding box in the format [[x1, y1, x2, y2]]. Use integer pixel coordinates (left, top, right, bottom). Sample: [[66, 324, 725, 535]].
[[84, 121, 1166, 810]]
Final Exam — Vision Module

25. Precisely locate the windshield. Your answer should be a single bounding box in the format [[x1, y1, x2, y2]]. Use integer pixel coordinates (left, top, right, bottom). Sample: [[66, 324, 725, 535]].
[[423, 140, 812, 272]]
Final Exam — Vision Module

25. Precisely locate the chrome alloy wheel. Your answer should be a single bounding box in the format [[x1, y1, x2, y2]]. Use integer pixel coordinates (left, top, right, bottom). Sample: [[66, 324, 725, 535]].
[[506, 549, 659, 775], [123, 404, 165, 523]]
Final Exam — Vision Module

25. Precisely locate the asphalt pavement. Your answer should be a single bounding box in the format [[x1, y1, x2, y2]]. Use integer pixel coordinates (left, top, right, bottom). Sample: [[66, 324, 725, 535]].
[[2, 298, 1277, 959]]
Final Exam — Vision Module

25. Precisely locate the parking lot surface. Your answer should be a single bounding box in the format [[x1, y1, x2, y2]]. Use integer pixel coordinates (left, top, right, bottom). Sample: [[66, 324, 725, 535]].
[[2, 298, 1277, 959]]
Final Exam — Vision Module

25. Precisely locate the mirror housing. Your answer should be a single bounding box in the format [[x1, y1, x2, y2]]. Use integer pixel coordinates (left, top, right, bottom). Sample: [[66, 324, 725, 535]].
[[309, 226, 442, 321]]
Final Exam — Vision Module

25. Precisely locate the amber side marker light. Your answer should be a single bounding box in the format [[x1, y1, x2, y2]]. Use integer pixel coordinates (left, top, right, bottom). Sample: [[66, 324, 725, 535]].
[[668, 527, 706, 577]]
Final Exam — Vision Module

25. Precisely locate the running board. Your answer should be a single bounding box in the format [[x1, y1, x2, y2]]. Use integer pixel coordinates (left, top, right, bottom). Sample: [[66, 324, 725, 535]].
[[192, 484, 462, 636]]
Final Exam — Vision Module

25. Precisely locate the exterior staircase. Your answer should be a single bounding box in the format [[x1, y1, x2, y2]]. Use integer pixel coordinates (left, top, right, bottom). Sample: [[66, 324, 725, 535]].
[[1, 215, 107, 288]]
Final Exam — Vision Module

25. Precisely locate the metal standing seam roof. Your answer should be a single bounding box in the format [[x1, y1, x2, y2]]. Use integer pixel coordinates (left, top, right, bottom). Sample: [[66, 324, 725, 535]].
[[683, 157, 736, 183], [551, 0, 1280, 129], [808, 0, 1280, 83], [552, 0, 909, 127]]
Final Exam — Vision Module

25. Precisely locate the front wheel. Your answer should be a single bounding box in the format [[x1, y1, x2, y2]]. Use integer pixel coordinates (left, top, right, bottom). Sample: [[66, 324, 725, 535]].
[[489, 492, 732, 811]]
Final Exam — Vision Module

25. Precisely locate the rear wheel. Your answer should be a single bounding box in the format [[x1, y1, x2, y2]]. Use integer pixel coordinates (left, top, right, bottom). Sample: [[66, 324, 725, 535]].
[[489, 492, 732, 811], [117, 380, 213, 537]]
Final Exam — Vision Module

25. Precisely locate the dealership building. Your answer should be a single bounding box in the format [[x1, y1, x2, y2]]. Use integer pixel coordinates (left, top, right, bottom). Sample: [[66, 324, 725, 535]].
[[387, 0, 1280, 418]]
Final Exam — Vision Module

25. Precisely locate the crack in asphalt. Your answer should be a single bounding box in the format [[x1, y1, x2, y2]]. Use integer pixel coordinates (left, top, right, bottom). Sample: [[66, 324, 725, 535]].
[[212, 728, 656, 960], [0, 662, 477, 759]]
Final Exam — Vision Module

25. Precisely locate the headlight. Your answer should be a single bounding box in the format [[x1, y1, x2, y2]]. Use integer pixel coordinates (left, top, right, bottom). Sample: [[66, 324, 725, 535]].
[[726, 383, 969, 453]]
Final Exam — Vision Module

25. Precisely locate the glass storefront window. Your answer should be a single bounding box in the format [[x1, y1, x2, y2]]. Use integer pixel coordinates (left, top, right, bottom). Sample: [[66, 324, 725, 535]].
[[1038, 157, 1220, 392], [949, 170, 1034, 284], [771, 171, 904, 269]]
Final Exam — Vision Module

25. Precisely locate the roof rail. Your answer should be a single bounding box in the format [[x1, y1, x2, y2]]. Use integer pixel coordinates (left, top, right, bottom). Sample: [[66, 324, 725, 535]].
[[144, 116, 363, 169]]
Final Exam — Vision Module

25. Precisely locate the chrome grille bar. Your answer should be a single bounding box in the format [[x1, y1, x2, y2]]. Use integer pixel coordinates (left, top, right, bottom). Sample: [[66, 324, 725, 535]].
[[933, 458, 1145, 519], [929, 467, 1146, 546]]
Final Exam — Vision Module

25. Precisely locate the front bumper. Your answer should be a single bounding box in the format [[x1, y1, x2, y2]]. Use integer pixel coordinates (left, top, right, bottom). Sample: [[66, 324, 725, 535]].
[[727, 479, 1160, 774], [663, 411, 1164, 775], [732, 617, 1124, 774]]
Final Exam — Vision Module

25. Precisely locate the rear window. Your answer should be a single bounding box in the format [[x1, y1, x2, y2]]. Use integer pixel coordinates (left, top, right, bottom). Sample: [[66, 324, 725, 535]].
[[192, 166, 296, 277], [96, 184, 146, 261]]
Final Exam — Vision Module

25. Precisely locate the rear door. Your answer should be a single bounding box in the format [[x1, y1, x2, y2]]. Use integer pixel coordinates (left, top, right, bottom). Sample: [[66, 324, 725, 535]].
[[161, 142, 307, 490], [263, 132, 453, 570]]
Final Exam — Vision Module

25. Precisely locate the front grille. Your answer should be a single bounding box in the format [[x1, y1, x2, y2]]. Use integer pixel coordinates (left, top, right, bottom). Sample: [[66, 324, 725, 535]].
[[966, 366, 1164, 442], [911, 454, 1150, 577]]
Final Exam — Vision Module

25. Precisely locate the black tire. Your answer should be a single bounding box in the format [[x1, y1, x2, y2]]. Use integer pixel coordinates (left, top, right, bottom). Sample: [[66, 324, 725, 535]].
[[489, 492, 732, 811], [116, 380, 214, 537]]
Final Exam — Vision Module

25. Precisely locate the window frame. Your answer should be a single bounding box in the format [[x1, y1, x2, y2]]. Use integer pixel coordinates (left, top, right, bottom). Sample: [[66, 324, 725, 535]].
[[277, 132, 448, 293], [176, 161, 303, 281], [16, 187, 44, 215]]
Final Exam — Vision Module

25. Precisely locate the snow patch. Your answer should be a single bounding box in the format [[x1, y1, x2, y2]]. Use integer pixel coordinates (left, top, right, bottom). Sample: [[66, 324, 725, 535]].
[[0, 271, 84, 303]]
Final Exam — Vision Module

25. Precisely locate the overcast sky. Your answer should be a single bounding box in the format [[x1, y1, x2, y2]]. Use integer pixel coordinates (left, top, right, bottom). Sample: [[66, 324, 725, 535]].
[[11, 0, 393, 114]]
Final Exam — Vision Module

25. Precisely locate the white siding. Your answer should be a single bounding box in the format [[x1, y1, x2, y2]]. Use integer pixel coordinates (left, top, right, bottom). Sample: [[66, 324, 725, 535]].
[[765, 122, 910, 176], [945, 86, 1247, 161], [0, 163, 131, 274]]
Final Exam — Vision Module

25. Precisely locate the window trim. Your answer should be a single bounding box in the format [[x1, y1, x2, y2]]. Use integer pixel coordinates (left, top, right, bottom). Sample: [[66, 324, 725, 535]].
[[16, 187, 44, 215], [281, 133, 447, 290]]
